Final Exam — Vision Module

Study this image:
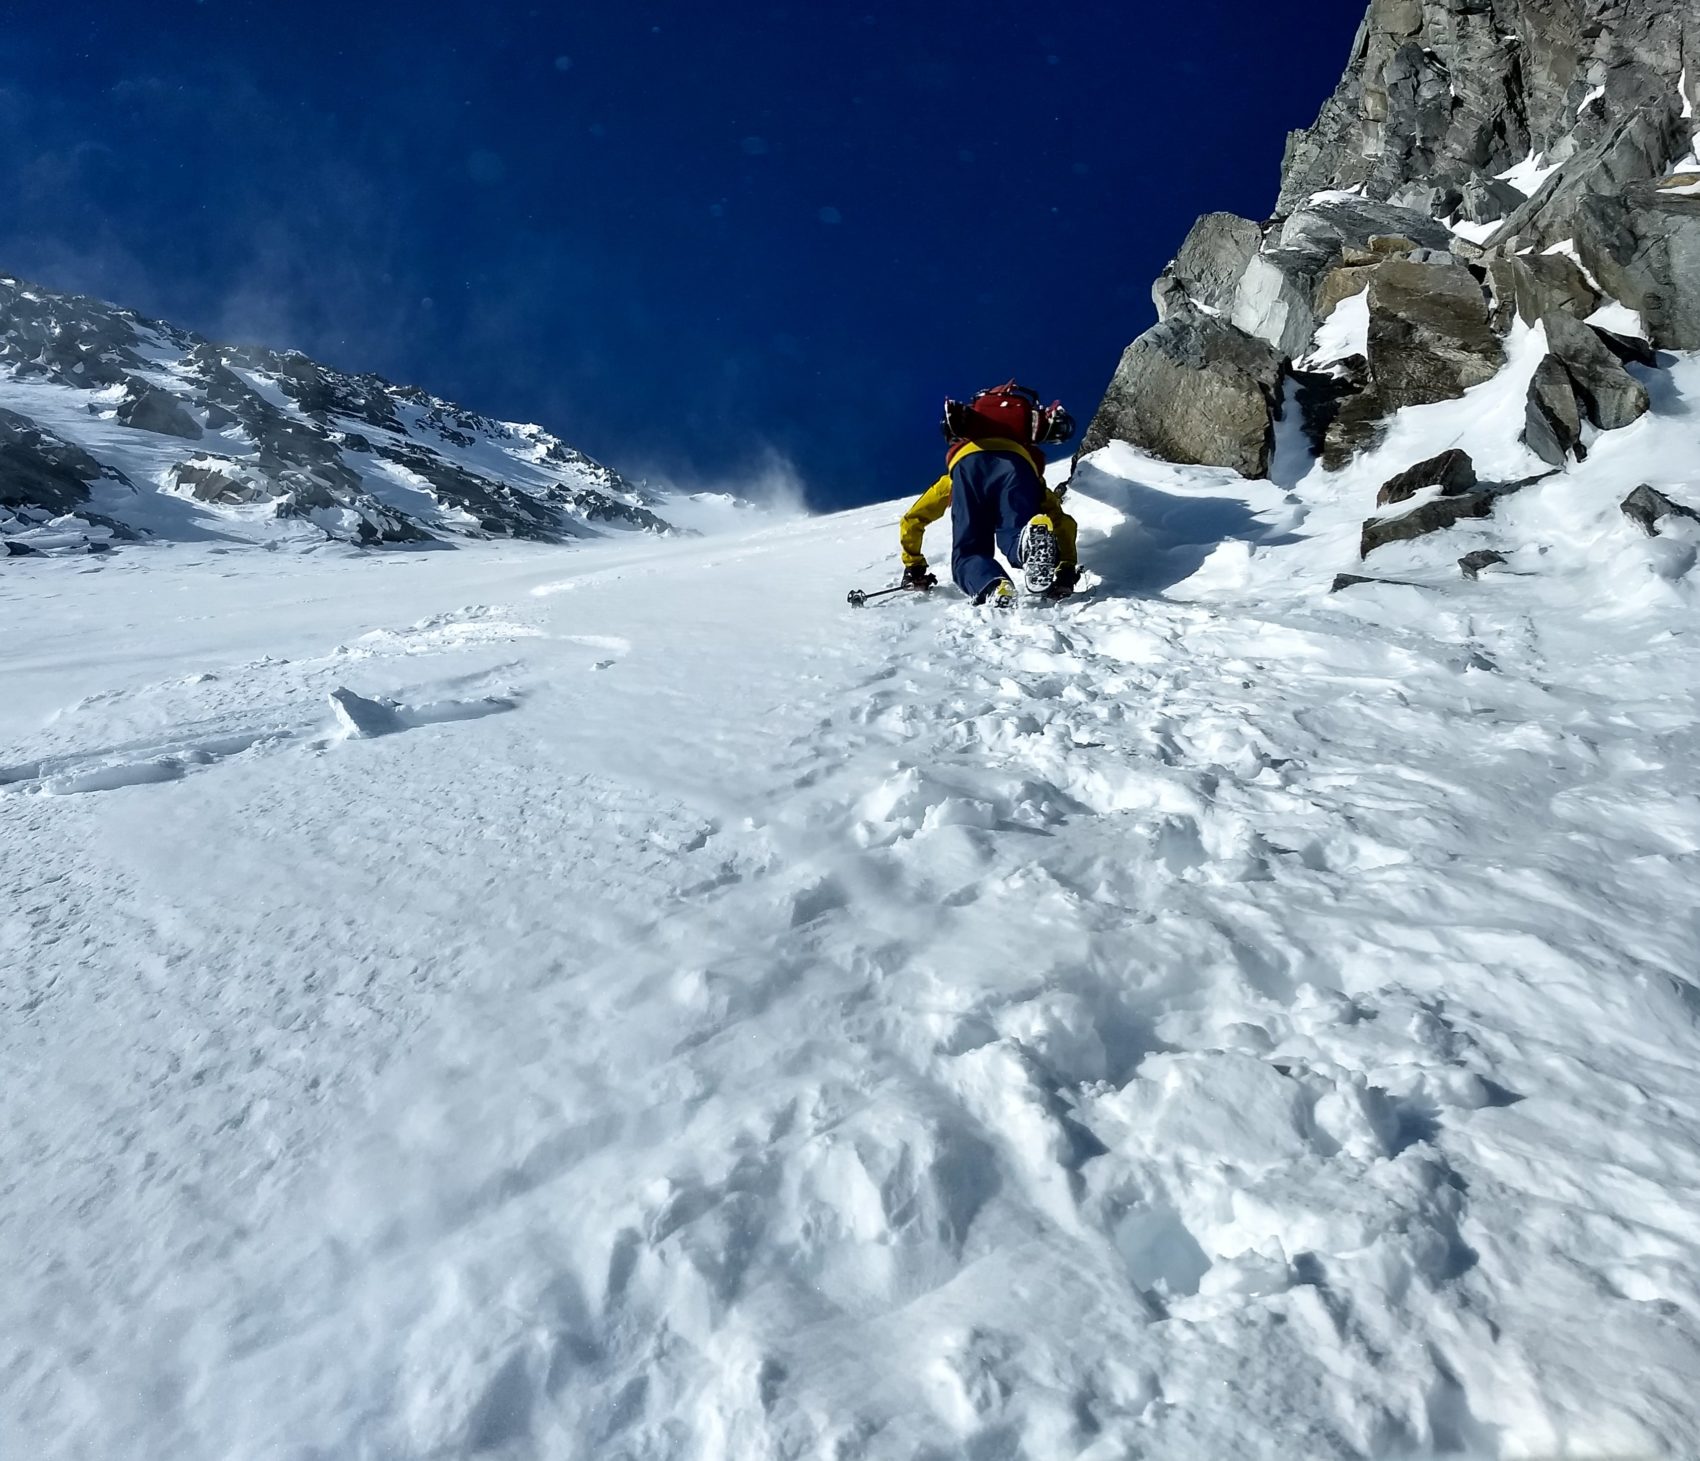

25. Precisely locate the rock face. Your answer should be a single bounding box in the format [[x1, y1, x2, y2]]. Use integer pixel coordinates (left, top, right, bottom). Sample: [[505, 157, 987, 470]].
[[1575, 186, 1700, 349], [1080, 0, 1696, 484], [1078, 309, 1284, 478], [0, 271, 676, 550], [1276, 0, 1695, 226]]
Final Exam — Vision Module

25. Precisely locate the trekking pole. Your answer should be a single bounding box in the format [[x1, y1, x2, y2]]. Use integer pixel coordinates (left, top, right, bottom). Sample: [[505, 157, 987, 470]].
[[847, 583, 929, 608]]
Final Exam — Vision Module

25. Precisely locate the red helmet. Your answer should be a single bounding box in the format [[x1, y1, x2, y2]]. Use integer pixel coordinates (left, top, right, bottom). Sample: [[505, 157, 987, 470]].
[[941, 381, 1075, 446]]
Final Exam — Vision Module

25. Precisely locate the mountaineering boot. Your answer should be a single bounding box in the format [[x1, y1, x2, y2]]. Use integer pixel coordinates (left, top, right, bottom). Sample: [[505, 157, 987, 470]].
[[1045, 563, 1080, 600], [1019, 514, 1058, 594], [975, 578, 1016, 609]]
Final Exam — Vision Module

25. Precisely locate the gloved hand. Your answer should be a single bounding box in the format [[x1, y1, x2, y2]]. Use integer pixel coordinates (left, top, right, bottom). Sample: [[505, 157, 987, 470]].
[[901, 564, 938, 590]]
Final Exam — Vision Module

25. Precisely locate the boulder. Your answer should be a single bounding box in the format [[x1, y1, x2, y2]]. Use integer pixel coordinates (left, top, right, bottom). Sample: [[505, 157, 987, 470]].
[[1375, 448, 1478, 506], [1524, 356, 1585, 467], [1155, 213, 1264, 320], [1459, 549, 1508, 579], [1621, 485, 1700, 536], [1526, 255, 1602, 326], [1542, 312, 1650, 431], [1078, 309, 1285, 479], [1230, 248, 1337, 359], [1221, 200, 1456, 360], [1367, 259, 1505, 412], [116, 379, 203, 440], [1574, 184, 1700, 349], [1360, 490, 1495, 556]]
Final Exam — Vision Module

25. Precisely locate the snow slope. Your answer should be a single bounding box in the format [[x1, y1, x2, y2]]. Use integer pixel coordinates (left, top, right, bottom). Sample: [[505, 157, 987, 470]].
[[5, 416, 1700, 1458]]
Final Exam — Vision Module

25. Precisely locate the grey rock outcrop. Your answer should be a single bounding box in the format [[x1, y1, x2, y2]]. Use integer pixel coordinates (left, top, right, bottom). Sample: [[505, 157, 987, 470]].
[[1524, 310, 1652, 465], [1277, 0, 1695, 225], [1233, 200, 1454, 360], [1082, 0, 1692, 502], [1276, 198, 1452, 257], [1079, 310, 1284, 478], [171, 458, 268, 505], [1488, 93, 1690, 252]]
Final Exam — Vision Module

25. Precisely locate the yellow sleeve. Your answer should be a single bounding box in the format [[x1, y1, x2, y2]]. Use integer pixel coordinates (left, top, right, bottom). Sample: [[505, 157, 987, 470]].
[[1043, 488, 1079, 567], [900, 474, 953, 567]]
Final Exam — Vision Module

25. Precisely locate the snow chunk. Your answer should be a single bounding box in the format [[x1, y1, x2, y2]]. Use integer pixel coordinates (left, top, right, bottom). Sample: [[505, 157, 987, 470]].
[[1448, 216, 1502, 245], [328, 687, 405, 738], [1305, 290, 1370, 369], [1498, 151, 1561, 195], [1586, 301, 1647, 338]]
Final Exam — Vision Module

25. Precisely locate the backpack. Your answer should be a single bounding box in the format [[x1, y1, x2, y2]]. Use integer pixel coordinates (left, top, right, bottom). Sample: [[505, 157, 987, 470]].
[[942, 381, 1076, 447]]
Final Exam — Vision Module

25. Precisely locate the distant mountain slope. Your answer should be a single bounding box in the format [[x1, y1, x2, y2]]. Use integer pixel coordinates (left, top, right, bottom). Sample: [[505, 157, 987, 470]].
[[0, 272, 676, 555]]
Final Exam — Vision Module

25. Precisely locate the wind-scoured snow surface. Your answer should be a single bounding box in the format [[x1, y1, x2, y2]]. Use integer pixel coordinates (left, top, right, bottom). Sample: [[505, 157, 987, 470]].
[[6, 365, 1700, 1459]]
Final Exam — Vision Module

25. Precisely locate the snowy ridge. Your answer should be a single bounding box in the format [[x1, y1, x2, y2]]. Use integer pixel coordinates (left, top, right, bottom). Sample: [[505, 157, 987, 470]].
[[0, 271, 683, 553], [5, 387, 1700, 1453]]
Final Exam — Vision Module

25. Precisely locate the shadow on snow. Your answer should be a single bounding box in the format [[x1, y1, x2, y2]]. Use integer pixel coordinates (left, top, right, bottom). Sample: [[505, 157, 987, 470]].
[[1069, 458, 1302, 598]]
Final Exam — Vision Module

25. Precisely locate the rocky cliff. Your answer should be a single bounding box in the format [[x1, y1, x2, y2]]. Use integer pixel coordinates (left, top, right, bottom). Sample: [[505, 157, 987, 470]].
[[0, 273, 674, 555], [1082, 0, 1699, 521]]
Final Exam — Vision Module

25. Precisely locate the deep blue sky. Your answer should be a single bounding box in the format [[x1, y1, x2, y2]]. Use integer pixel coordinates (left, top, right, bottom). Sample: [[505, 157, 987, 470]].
[[0, 2, 1364, 509]]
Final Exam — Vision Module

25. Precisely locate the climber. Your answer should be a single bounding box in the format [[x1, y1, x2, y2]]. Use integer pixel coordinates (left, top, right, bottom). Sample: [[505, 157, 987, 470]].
[[898, 382, 1080, 606]]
